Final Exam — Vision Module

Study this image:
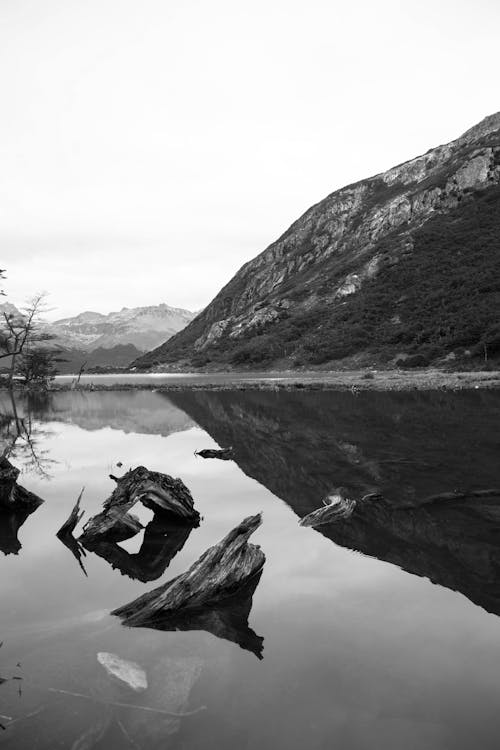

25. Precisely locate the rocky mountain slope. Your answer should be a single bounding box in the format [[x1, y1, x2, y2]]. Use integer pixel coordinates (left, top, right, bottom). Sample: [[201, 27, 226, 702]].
[[135, 112, 500, 370]]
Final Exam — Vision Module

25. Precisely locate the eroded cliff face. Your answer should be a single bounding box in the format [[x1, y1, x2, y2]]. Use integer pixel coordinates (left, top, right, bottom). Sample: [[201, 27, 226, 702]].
[[135, 112, 500, 368]]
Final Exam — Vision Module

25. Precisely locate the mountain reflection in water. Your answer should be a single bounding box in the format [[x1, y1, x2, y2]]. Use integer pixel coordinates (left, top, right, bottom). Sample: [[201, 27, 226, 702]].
[[1, 386, 500, 749], [168, 389, 500, 617]]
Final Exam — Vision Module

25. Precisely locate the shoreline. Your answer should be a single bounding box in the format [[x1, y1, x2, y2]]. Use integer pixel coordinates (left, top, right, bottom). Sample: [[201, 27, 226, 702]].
[[8, 369, 499, 393]]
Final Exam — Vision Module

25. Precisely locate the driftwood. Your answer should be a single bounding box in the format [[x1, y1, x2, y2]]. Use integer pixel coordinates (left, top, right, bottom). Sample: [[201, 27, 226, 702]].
[[56, 489, 89, 575], [80, 466, 199, 543], [137, 571, 265, 658], [81, 516, 193, 582], [85, 509, 144, 543], [299, 490, 383, 528], [112, 513, 265, 627], [103, 467, 199, 519], [57, 488, 85, 536], [300, 493, 357, 527], [0, 456, 44, 511], [195, 447, 234, 461]]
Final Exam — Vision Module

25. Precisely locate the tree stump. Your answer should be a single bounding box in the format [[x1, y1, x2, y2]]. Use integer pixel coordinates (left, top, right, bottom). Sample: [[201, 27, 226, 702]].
[[0, 456, 44, 511], [80, 466, 200, 543], [135, 571, 265, 658], [112, 513, 265, 627]]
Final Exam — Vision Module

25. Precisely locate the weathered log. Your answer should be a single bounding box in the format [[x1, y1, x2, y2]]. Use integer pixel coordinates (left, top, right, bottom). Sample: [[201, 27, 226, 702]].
[[81, 466, 199, 543], [57, 488, 85, 537], [0, 456, 44, 511], [138, 571, 265, 659], [195, 447, 234, 461], [112, 513, 265, 627], [81, 509, 143, 543], [300, 493, 357, 527], [81, 516, 193, 582], [103, 466, 199, 520], [299, 491, 384, 528]]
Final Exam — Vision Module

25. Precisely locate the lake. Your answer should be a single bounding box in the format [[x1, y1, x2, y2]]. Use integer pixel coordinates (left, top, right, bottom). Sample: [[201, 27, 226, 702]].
[[53, 371, 320, 386], [0, 387, 500, 749]]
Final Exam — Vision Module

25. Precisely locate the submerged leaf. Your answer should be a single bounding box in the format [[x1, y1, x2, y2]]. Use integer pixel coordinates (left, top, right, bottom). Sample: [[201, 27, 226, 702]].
[[97, 652, 147, 692]]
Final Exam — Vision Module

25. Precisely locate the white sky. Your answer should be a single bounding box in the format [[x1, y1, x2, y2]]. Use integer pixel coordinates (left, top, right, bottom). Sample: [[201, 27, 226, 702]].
[[1, 0, 499, 319]]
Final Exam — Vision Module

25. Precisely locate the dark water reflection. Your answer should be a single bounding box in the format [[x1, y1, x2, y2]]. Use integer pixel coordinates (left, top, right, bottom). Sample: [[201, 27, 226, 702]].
[[169, 388, 500, 510], [0, 388, 499, 749], [81, 516, 194, 583]]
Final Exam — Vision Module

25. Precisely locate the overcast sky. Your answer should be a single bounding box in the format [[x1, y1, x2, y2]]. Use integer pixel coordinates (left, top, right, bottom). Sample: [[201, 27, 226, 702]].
[[1, 0, 499, 319]]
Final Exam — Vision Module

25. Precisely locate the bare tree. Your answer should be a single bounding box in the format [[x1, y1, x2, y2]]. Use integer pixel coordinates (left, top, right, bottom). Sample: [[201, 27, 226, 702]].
[[0, 293, 55, 387]]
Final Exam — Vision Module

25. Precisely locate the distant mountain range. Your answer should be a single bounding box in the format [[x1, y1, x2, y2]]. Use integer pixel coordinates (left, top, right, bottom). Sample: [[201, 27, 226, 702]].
[[134, 111, 500, 370], [49, 304, 195, 352], [0, 303, 195, 373]]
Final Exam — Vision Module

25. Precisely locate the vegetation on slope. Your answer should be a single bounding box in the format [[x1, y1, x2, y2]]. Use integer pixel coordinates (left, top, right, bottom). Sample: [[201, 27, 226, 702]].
[[157, 184, 500, 369], [286, 184, 500, 367], [55, 344, 143, 374]]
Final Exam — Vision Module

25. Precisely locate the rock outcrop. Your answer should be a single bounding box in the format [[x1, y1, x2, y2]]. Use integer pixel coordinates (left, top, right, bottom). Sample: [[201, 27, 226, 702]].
[[134, 112, 500, 368]]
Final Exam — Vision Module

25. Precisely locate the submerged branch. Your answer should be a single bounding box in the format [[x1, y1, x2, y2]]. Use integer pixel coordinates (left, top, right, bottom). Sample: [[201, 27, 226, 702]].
[[46, 687, 206, 717]]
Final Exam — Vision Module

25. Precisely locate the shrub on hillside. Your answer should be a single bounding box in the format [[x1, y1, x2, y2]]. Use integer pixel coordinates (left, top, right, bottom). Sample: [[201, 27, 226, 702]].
[[230, 335, 279, 365]]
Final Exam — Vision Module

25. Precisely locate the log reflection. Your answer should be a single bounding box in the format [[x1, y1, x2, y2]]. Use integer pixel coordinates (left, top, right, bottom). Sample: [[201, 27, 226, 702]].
[[81, 515, 193, 582]]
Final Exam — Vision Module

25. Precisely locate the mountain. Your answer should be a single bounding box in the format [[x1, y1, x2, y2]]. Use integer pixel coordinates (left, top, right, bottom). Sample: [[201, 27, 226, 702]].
[[135, 112, 500, 370], [0, 302, 21, 318], [0, 302, 195, 372], [49, 304, 195, 352]]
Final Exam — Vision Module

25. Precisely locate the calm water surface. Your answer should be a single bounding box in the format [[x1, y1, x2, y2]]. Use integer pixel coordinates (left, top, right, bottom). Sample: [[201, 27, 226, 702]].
[[0, 388, 499, 749], [53, 371, 309, 386]]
